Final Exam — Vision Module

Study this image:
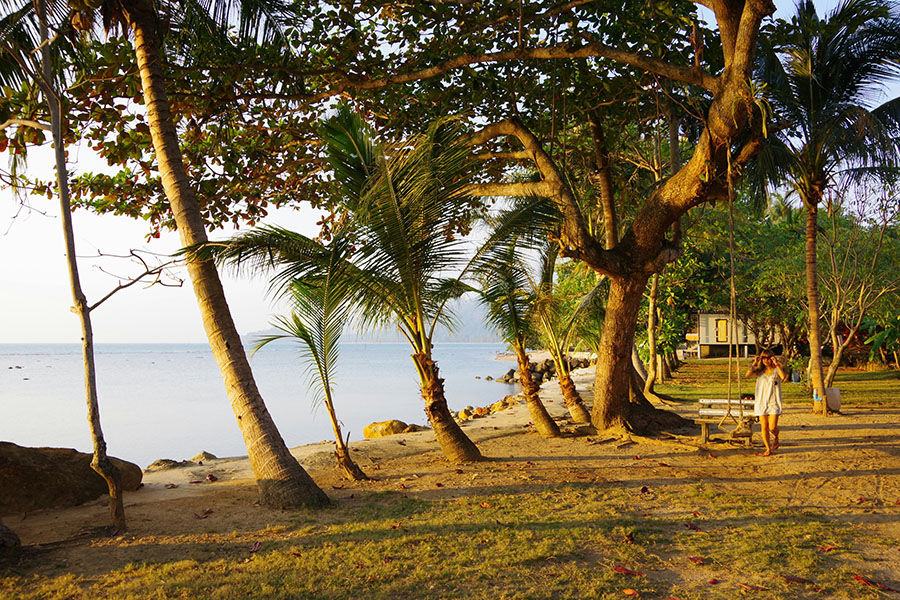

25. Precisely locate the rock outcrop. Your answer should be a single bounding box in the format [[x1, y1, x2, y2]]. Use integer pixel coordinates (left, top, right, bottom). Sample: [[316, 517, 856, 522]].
[[363, 420, 427, 439], [0, 520, 19, 555], [0, 442, 143, 515], [495, 357, 594, 384]]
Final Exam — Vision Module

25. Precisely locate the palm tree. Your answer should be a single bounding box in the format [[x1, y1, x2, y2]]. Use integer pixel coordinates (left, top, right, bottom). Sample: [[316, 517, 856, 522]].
[[199, 110, 482, 463], [475, 241, 561, 438], [253, 234, 367, 481], [756, 0, 900, 413], [531, 245, 592, 424]]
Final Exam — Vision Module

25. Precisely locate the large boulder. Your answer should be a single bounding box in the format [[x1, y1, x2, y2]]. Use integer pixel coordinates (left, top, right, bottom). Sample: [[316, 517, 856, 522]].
[[0, 442, 143, 515], [363, 420, 410, 439]]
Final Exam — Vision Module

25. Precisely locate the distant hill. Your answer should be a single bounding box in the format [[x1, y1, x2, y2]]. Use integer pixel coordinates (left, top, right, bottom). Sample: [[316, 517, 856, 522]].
[[243, 295, 503, 345]]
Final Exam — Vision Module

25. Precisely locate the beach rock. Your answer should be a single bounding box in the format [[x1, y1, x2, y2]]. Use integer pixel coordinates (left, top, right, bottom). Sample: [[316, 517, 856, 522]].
[[458, 406, 476, 421], [474, 406, 490, 417], [485, 376, 493, 381], [363, 420, 409, 439], [0, 520, 19, 555], [145, 459, 194, 472], [0, 442, 143, 516], [191, 451, 218, 462], [490, 396, 520, 414], [401, 424, 429, 433]]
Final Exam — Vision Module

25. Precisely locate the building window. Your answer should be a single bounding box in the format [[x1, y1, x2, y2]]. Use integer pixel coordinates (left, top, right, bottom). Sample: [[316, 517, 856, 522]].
[[716, 318, 728, 342]]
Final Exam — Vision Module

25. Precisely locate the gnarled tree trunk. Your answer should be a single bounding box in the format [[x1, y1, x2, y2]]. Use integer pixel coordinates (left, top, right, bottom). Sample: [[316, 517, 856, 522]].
[[123, 0, 329, 507], [514, 344, 560, 437]]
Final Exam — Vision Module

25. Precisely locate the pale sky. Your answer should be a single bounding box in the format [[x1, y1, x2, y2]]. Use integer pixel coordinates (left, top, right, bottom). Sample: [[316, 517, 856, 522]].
[[0, 1, 851, 344]]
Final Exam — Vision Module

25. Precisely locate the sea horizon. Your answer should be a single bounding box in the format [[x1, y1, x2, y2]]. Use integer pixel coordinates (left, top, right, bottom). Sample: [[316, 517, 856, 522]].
[[1, 342, 518, 468]]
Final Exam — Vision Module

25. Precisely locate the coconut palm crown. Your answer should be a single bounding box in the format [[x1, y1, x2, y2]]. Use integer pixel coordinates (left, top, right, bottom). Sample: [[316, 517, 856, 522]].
[[200, 108, 483, 463]]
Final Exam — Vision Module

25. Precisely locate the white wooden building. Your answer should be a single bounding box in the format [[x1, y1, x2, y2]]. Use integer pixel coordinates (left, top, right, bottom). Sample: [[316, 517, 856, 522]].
[[682, 312, 779, 358]]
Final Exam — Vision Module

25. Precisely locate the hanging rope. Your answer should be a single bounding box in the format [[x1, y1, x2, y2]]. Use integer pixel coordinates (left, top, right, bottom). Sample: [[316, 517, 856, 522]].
[[718, 140, 743, 429]]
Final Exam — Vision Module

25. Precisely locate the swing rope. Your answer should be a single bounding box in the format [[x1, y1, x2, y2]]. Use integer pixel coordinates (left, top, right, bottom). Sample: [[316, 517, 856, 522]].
[[718, 140, 743, 429]]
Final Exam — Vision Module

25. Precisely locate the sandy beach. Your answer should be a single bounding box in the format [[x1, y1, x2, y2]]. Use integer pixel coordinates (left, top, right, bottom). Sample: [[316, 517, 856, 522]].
[[3, 362, 899, 594]]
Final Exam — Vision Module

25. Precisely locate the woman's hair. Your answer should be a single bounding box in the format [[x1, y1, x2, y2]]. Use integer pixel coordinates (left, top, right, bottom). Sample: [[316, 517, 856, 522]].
[[748, 350, 775, 376]]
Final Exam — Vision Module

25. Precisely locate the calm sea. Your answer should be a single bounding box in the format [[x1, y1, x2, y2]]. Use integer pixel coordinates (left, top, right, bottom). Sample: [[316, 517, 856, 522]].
[[0, 343, 516, 468]]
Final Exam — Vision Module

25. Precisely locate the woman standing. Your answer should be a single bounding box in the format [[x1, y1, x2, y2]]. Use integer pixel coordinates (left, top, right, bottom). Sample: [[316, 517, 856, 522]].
[[746, 350, 787, 456]]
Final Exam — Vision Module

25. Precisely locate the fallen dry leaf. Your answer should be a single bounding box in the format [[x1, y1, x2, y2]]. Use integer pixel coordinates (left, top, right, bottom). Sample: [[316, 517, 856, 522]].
[[613, 566, 644, 576], [390, 522, 402, 530], [819, 544, 837, 553], [687, 556, 705, 564], [708, 579, 720, 584], [249, 541, 262, 553], [188, 480, 203, 484], [624, 532, 634, 544], [164, 483, 178, 489], [622, 589, 640, 597], [684, 523, 702, 532], [853, 574, 899, 592], [657, 462, 670, 467], [782, 575, 811, 584], [480, 502, 492, 508]]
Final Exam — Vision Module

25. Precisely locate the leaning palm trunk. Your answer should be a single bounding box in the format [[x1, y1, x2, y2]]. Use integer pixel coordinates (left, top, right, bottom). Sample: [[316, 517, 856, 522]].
[[514, 344, 560, 437], [123, 1, 328, 507], [38, 16, 125, 531], [804, 204, 828, 413], [414, 353, 482, 462], [555, 363, 591, 423]]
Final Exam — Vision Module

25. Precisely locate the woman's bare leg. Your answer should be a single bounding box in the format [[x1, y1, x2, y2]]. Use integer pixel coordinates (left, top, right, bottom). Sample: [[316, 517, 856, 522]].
[[770, 415, 780, 450], [759, 416, 772, 456]]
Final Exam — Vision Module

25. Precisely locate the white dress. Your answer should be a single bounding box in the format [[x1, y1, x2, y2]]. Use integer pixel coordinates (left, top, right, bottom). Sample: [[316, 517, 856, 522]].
[[754, 371, 783, 416]]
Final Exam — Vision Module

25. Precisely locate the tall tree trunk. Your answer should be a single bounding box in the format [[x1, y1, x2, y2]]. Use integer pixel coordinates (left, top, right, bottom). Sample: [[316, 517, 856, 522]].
[[514, 344, 560, 437], [632, 344, 647, 385], [123, 1, 329, 507], [416, 355, 482, 462], [804, 203, 828, 413], [40, 16, 125, 532], [589, 112, 617, 248], [323, 392, 367, 481], [593, 274, 650, 430], [644, 274, 659, 393]]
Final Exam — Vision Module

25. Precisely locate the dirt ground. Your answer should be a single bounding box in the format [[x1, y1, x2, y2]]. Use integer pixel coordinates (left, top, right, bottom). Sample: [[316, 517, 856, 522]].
[[3, 367, 899, 587]]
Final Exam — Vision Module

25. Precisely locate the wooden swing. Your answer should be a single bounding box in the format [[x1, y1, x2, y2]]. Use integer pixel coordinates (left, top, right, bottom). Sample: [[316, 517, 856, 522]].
[[696, 143, 758, 447]]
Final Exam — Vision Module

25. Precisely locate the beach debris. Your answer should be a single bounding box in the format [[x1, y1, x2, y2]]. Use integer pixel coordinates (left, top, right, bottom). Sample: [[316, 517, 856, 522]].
[[738, 583, 768, 591], [853, 574, 898, 592], [249, 541, 262, 553], [684, 522, 703, 532], [687, 556, 706, 564], [390, 522, 402, 530], [707, 579, 720, 585], [613, 566, 644, 576], [640, 486, 651, 494], [206, 474, 218, 482], [193, 509, 213, 519], [189, 480, 203, 484], [164, 483, 178, 489]]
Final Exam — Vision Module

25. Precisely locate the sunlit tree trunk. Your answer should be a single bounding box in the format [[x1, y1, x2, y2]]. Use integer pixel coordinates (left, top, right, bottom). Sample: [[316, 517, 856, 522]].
[[513, 344, 560, 437], [322, 390, 367, 480], [39, 15, 125, 532], [123, 0, 329, 507], [414, 353, 482, 462], [593, 275, 649, 429], [803, 202, 828, 413]]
